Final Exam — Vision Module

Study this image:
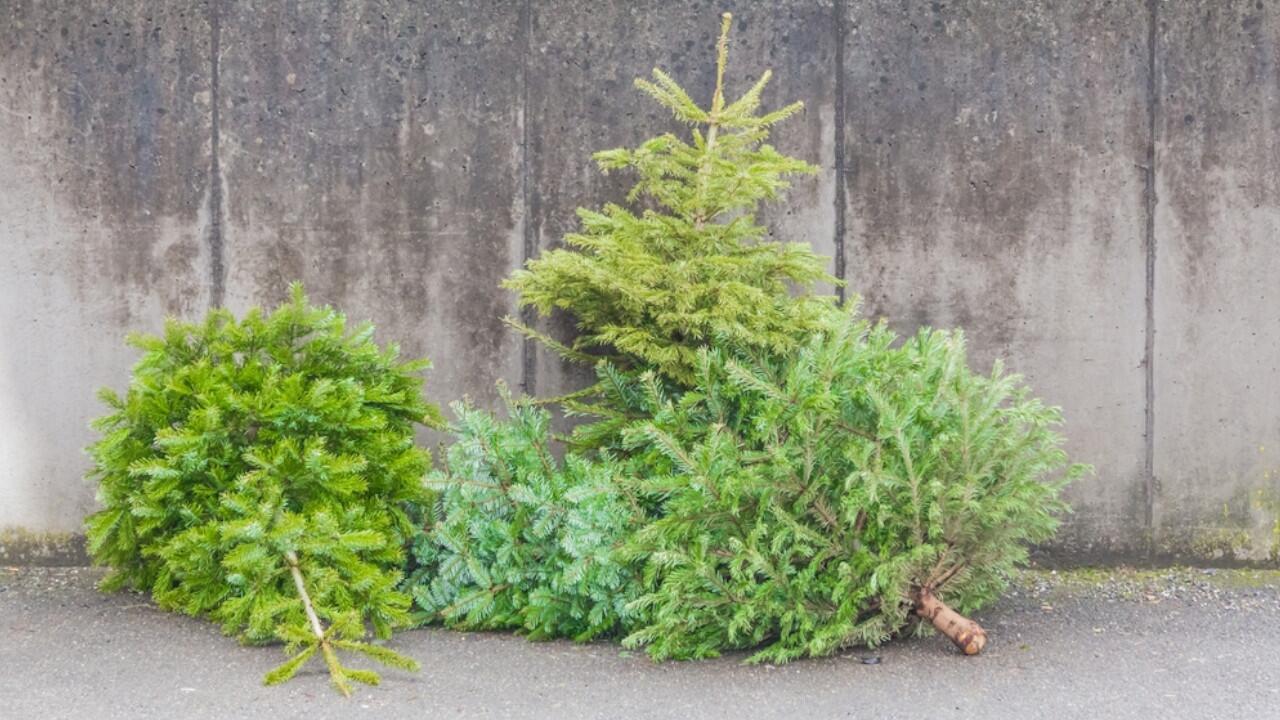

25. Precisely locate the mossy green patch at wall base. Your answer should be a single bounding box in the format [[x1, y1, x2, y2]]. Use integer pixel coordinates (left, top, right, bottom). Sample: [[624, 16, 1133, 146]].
[[1252, 487, 1280, 563], [1187, 527, 1254, 562], [1149, 490, 1280, 566], [0, 529, 87, 566]]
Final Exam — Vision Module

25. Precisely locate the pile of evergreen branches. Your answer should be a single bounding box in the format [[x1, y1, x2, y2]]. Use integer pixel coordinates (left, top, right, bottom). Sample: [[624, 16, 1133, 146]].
[[410, 12, 1085, 662], [84, 12, 1084, 698]]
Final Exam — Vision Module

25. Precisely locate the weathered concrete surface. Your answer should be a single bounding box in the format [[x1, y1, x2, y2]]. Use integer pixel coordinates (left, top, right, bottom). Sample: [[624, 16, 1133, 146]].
[[1, 1, 1279, 564], [842, 1, 1152, 559], [3, 566, 1278, 719], [1152, 1, 1280, 563], [215, 0, 525, 412], [0, 2, 212, 538]]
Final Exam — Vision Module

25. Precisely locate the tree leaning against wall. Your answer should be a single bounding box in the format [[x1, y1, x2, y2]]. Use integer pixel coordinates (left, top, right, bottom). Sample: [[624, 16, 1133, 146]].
[[408, 11, 851, 643]]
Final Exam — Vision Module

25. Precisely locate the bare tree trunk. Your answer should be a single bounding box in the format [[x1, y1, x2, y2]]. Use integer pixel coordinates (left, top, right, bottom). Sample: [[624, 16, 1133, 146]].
[[915, 589, 987, 656], [285, 550, 351, 697]]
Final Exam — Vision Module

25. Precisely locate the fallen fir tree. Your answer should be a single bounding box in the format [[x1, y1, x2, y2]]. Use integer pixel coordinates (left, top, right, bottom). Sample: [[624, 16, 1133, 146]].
[[609, 310, 1088, 660], [409, 13, 1086, 659], [85, 285, 440, 694]]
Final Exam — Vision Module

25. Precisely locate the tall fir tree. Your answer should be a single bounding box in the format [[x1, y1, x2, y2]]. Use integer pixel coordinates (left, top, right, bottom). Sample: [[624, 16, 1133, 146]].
[[505, 13, 837, 389]]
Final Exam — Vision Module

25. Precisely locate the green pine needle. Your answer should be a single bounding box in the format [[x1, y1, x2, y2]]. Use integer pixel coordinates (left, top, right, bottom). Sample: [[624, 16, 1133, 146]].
[[332, 640, 421, 673], [263, 644, 318, 686]]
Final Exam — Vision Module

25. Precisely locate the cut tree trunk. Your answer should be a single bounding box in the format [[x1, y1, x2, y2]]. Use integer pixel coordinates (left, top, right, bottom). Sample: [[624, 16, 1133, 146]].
[[915, 589, 987, 656], [285, 550, 351, 696], [285, 550, 326, 640]]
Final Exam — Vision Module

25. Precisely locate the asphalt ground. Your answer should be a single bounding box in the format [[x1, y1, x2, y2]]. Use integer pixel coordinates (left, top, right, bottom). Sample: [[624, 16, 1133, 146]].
[[2, 566, 1277, 719]]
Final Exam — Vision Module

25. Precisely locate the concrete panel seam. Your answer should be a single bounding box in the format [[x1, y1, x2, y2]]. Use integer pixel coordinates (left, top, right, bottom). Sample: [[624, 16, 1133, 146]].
[[208, 0, 226, 309], [519, 0, 537, 396], [517, 0, 537, 394], [1142, 0, 1159, 549], [832, 0, 847, 303]]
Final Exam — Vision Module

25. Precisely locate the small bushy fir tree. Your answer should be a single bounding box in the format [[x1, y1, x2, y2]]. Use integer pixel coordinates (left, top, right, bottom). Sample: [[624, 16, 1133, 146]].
[[85, 285, 440, 695]]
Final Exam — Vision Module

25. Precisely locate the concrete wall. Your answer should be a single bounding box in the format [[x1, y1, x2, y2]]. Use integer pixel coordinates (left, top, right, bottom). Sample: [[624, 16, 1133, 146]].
[[1, 0, 1277, 564]]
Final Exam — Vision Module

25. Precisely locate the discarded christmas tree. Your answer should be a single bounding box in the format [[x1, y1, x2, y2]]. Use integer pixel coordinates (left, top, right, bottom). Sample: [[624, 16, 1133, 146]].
[[505, 12, 837, 390], [407, 388, 642, 640], [482, 13, 1084, 659], [407, 10, 841, 639], [85, 284, 439, 694], [611, 309, 1088, 660]]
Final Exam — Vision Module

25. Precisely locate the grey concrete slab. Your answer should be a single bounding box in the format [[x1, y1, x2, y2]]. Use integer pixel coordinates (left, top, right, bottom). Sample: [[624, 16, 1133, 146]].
[[841, 0, 1152, 558], [1152, 1, 1280, 562], [2, 566, 1277, 719], [0, 2, 213, 534], [216, 1, 526, 413], [525, 1, 840, 399]]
